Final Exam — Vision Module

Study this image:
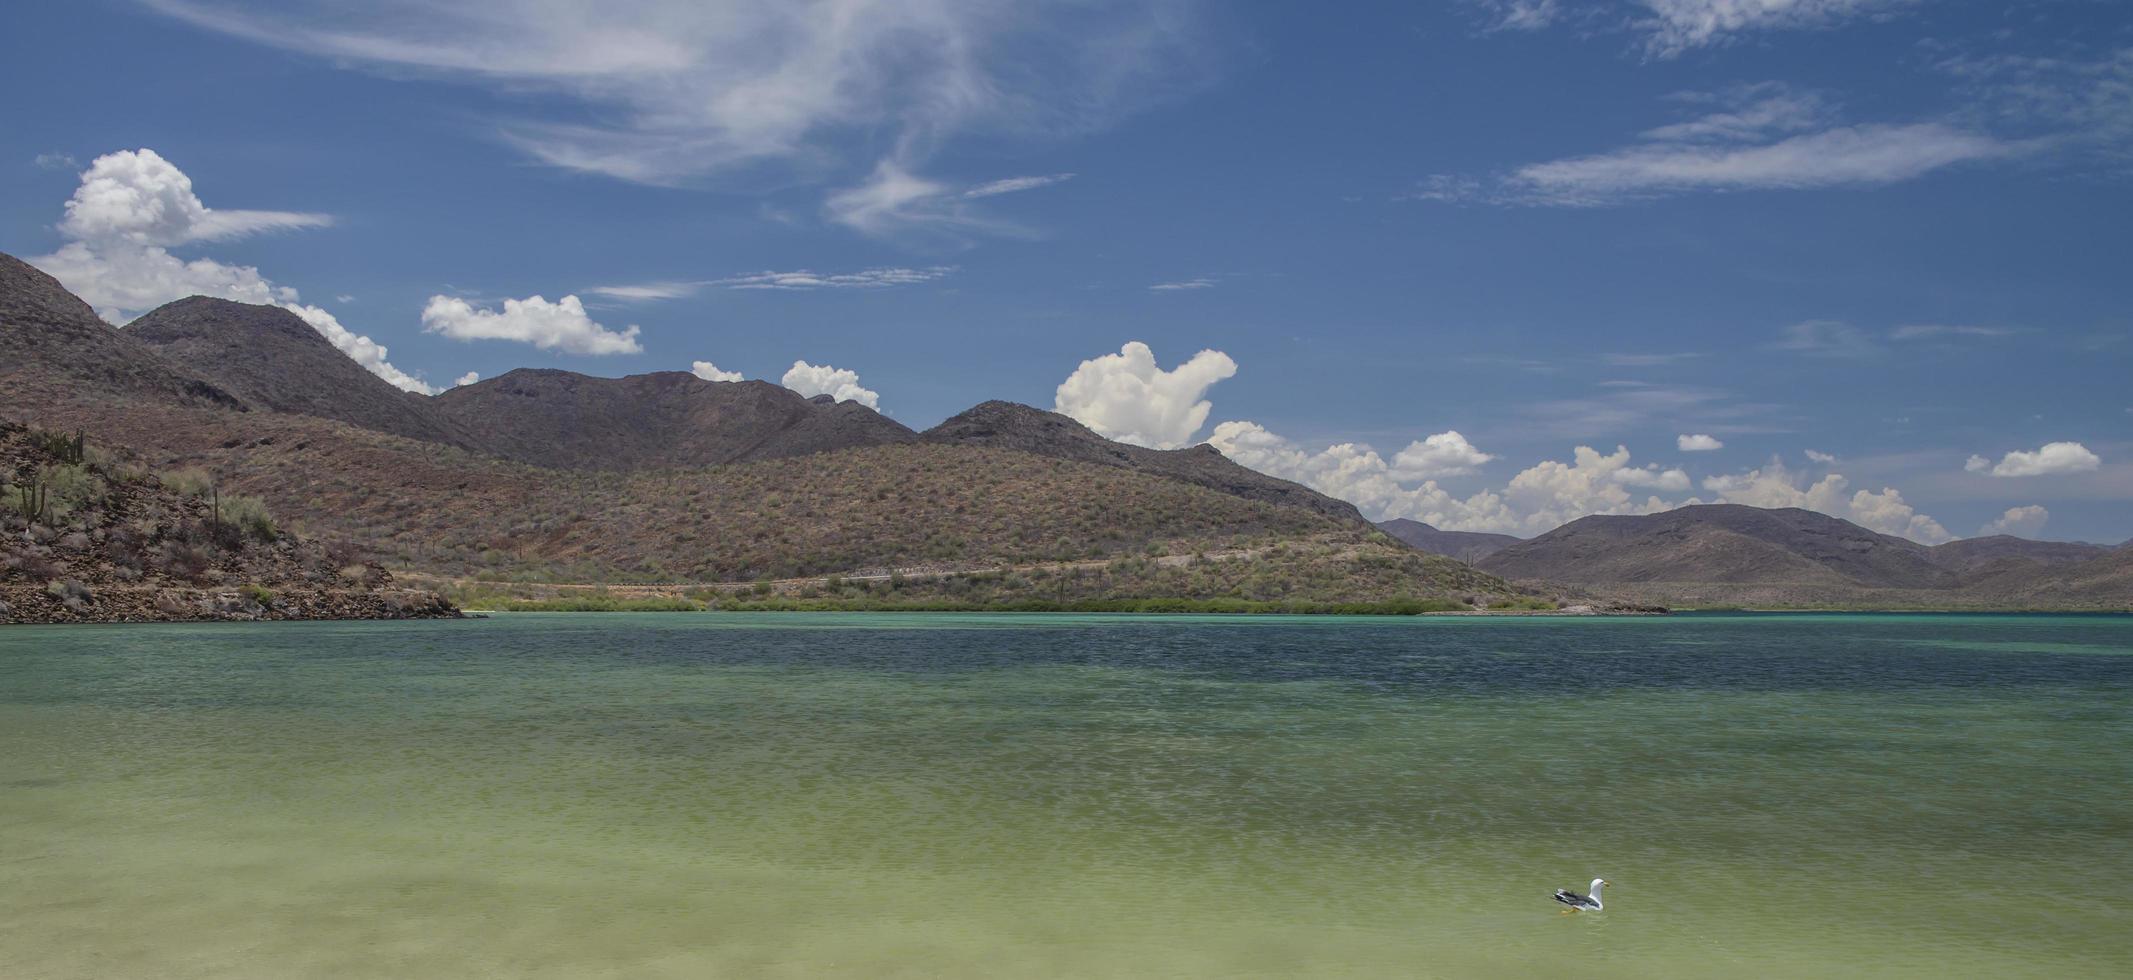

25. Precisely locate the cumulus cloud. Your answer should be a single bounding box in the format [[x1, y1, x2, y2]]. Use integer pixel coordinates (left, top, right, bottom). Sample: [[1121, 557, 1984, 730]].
[[1390, 431, 1496, 479], [57, 148, 328, 246], [781, 360, 880, 409], [454, 371, 481, 387], [1678, 433, 1724, 451], [1701, 459, 1953, 543], [143, 0, 1208, 191], [1981, 505, 2050, 538], [1614, 463, 1693, 492], [28, 149, 434, 394], [420, 294, 643, 355], [691, 360, 744, 383], [34, 152, 78, 170], [1208, 424, 1683, 535], [284, 303, 440, 395], [1966, 442, 2102, 477], [1054, 342, 1237, 449]]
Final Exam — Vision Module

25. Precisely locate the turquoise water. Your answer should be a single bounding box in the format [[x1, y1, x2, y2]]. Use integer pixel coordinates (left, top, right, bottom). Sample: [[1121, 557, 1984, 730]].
[[3, 613, 2130, 978]]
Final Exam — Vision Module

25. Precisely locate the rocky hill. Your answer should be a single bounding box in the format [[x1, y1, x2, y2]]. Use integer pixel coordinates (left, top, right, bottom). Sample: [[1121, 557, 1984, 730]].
[[922, 401, 1363, 521], [0, 254, 245, 414], [126, 296, 484, 449], [1377, 518, 1523, 562], [1, 419, 456, 623], [431, 368, 918, 470]]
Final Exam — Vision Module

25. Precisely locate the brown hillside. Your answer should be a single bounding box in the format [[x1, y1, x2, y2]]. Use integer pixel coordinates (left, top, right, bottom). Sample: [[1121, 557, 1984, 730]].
[[0, 254, 246, 414]]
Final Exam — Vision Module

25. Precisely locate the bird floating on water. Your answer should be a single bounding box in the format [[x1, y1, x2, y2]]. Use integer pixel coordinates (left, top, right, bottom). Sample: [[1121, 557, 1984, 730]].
[[1553, 878, 1610, 913]]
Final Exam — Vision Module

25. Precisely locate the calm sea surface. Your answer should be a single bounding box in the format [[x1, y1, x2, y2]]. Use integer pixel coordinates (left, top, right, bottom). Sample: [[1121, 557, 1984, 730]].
[[3, 612, 2130, 978]]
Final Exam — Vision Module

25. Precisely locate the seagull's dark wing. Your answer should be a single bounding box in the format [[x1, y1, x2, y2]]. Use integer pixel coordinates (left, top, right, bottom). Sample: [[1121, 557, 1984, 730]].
[[1553, 890, 1586, 906]]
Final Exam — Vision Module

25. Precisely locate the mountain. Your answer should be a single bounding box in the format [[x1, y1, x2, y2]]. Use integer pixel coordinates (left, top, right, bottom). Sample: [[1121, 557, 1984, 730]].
[[922, 401, 1363, 522], [431, 368, 918, 470], [1925, 535, 2114, 574], [1480, 505, 1957, 589], [0, 254, 245, 414], [1376, 518, 1522, 562], [0, 254, 1545, 612], [1477, 504, 2128, 609], [125, 296, 483, 449]]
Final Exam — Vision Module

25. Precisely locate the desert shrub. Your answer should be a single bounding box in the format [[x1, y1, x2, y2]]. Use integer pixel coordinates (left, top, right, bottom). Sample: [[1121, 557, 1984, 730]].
[[158, 468, 215, 498], [158, 541, 215, 583], [45, 578, 93, 612], [238, 583, 276, 605], [219, 494, 278, 542]]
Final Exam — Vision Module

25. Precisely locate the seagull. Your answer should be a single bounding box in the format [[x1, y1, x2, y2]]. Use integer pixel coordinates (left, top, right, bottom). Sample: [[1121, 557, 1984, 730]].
[[1553, 878, 1610, 914]]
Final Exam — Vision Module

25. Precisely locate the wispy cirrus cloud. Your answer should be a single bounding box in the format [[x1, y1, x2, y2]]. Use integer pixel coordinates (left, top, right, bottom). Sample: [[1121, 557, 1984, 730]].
[[1475, 1, 1926, 59], [1149, 277, 1217, 291], [587, 266, 954, 301], [964, 173, 1076, 198], [1416, 84, 2011, 207]]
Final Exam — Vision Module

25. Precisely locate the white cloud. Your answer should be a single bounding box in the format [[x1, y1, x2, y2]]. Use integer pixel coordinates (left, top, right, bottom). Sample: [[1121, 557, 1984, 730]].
[[1634, 0, 1923, 58], [1149, 278, 1217, 291], [823, 161, 965, 237], [1509, 123, 2005, 205], [691, 360, 744, 383], [34, 152, 78, 171], [1701, 458, 1954, 543], [29, 149, 433, 394], [1390, 431, 1496, 480], [335, 294, 356, 304], [781, 360, 879, 409], [284, 303, 440, 395], [1425, 86, 2008, 207], [1473, 0, 1562, 32], [964, 173, 1076, 198], [1678, 433, 1724, 451], [454, 371, 481, 387], [1981, 505, 2050, 538], [1805, 449, 1837, 463], [1614, 464, 1693, 491], [1772, 319, 1879, 358], [1208, 424, 1680, 535], [1892, 324, 2017, 340], [57, 148, 328, 246], [420, 294, 643, 355], [713, 267, 954, 290], [1054, 342, 1237, 449], [143, 1, 1205, 191], [1967, 442, 2102, 478], [1603, 351, 1702, 366], [586, 281, 704, 302]]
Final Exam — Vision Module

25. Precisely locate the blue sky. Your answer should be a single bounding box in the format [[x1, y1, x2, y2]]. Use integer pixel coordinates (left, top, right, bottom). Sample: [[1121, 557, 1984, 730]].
[[3, 0, 2128, 543]]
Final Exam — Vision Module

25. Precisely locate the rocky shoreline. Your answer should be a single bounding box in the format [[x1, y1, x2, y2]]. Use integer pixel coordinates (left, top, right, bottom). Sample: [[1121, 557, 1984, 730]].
[[1, 584, 459, 624]]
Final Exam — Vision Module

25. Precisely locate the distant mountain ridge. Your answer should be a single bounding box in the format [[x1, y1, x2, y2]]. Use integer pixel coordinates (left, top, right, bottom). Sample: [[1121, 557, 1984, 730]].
[[431, 368, 918, 470], [1475, 504, 2128, 609], [922, 401, 1363, 522], [1375, 518, 1522, 562]]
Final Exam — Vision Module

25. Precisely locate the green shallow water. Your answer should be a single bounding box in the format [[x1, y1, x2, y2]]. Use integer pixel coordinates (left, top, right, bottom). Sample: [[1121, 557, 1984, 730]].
[[3, 612, 2130, 978]]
